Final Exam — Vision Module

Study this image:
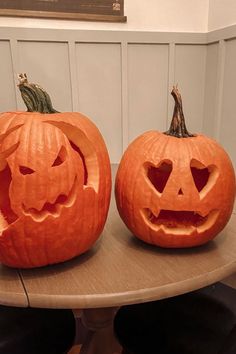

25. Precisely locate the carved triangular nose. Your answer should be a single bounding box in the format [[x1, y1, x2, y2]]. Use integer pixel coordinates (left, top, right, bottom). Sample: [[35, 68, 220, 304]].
[[178, 188, 184, 195]]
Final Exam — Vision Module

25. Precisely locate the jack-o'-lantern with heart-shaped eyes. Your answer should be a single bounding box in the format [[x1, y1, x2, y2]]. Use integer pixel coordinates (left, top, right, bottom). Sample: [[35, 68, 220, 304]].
[[115, 86, 235, 248], [0, 74, 111, 268]]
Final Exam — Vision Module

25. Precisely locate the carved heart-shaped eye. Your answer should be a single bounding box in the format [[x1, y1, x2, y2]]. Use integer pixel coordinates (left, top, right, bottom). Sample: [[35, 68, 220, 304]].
[[52, 146, 67, 167], [190, 159, 210, 192], [190, 159, 218, 195], [146, 160, 173, 193]]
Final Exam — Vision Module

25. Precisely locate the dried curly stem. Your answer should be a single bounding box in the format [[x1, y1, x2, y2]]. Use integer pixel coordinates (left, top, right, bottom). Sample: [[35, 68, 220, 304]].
[[165, 86, 194, 138], [17, 73, 59, 114]]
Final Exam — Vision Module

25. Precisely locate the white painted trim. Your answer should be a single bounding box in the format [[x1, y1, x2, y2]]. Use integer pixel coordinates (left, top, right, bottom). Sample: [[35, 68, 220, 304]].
[[0, 24, 236, 50], [214, 40, 226, 141], [166, 43, 175, 129], [207, 23, 236, 43], [9, 39, 20, 110], [68, 41, 80, 112], [0, 27, 207, 44], [121, 41, 129, 151]]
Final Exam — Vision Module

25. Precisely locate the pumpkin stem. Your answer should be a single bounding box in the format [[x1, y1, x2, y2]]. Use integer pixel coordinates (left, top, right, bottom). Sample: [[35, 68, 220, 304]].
[[165, 86, 194, 138], [17, 73, 59, 113]]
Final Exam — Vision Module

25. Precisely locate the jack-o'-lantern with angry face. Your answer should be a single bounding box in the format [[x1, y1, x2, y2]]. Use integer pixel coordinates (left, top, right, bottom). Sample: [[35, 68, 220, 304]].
[[0, 74, 111, 268], [115, 87, 235, 248]]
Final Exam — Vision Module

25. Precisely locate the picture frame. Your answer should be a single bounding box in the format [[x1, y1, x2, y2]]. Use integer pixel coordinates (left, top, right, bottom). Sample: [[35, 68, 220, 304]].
[[0, 0, 126, 22]]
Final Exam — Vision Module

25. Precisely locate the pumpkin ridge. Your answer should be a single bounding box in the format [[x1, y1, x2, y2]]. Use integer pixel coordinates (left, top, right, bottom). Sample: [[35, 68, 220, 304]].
[[149, 132, 165, 163]]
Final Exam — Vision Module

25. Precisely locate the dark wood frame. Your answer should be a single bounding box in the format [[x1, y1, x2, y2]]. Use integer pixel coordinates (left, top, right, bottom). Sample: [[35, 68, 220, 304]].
[[0, 0, 127, 22]]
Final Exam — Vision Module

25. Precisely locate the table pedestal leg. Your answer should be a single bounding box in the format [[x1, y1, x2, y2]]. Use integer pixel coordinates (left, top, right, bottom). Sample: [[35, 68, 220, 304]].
[[79, 307, 122, 354]]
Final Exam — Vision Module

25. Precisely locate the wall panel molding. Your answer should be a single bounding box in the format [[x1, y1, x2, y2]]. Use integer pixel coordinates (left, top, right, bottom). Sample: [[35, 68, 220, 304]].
[[9, 39, 19, 109], [214, 40, 226, 141], [0, 27, 207, 43], [207, 23, 236, 43], [68, 40, 80, 111], [121, 41, 129, 151], [167, 43, 175, 129]]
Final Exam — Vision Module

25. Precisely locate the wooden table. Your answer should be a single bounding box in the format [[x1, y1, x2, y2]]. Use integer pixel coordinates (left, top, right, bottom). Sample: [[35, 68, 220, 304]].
[[1, 167, 236, 354], [0, 264, 28, 307]]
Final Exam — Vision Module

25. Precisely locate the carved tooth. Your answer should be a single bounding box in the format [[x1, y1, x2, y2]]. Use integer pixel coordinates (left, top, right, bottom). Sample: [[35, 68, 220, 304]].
[[196, 210, 208, 218], [22, 176, 78, 221]]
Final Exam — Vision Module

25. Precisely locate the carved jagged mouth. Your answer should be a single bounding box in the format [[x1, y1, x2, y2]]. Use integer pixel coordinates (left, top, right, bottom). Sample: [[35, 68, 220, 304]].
[[23, 177, 77, 221], [142, 208, 219, 234]]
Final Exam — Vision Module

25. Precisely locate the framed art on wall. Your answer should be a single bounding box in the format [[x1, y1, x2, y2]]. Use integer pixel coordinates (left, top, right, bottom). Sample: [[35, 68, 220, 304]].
[[0, 0, 126, 22]]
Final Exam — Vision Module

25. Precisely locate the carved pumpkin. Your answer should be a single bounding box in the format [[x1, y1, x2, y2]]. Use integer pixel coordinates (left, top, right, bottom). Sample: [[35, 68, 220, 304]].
[[115, 87, 235, 248], [0, 74, 111, 268]]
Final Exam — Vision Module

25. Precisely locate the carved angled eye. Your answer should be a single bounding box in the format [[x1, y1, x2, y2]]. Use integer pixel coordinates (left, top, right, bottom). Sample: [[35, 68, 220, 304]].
[[19, 166, 35, 175], [52, 146, 67, 167], [146, 160, 173, 193]]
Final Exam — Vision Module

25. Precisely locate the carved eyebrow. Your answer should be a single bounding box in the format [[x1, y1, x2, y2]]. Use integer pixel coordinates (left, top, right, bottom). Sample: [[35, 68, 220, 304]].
[[0, 124, 23, 144], [0, 125, 23, 165], [0, 142, 20, 161], [45, 121, 99, 192]]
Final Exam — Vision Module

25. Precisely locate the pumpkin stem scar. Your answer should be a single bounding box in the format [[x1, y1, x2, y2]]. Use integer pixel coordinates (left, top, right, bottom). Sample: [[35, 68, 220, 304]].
[[17, 73, 59, 114], [164, 86, 195, 138]]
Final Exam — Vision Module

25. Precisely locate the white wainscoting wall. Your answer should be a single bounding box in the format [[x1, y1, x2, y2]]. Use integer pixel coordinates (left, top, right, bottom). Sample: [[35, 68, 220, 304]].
[[0, 26, 236, 168]]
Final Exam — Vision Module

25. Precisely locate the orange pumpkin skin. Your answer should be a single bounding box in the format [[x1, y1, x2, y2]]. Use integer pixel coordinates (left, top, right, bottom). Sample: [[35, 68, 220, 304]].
[[0, 111, 111, 268], [115, 90, 235, 248]]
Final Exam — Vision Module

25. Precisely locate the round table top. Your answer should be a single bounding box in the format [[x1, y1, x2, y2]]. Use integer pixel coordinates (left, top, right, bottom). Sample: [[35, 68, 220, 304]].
[[17, 168, 236, 309]]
